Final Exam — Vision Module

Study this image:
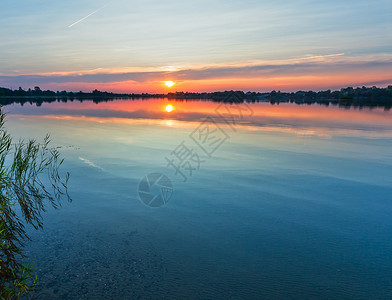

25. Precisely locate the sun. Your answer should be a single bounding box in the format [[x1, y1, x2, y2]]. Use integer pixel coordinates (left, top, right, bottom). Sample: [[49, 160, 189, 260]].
[[164, 81, 175, 88], [166, 104, 173, 112]]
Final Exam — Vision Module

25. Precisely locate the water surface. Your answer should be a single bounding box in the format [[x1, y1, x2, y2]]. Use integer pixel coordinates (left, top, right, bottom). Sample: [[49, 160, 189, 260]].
[[4, 98, 392, 299]]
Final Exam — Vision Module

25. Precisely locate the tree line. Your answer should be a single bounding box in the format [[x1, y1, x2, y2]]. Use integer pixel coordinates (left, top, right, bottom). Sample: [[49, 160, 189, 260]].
[[1, 85, 392, 108]]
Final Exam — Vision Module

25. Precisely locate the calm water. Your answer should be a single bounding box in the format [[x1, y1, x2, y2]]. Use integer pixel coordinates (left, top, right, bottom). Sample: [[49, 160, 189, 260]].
[[4, 99, 392, 299]]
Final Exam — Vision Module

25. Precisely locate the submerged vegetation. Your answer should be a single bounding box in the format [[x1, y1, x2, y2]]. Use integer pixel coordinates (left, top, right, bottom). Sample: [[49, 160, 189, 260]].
[[0, 110, 70, 298]]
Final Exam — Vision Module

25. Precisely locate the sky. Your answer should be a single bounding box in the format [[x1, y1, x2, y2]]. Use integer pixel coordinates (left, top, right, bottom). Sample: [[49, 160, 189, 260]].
[[0, 0, 391, 93]]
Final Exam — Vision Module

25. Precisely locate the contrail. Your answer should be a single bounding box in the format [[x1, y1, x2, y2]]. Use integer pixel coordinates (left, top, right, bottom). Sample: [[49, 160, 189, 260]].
[[68, 4, 107, 28]]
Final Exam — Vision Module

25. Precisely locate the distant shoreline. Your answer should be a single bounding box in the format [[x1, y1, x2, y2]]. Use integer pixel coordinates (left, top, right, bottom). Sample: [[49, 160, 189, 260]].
[[1, 86, 391, 109]]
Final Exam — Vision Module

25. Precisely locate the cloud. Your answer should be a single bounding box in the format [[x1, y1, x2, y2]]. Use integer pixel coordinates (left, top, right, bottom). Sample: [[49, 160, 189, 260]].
[[1, 54, 392, 90], [78, 157, 104, 171]]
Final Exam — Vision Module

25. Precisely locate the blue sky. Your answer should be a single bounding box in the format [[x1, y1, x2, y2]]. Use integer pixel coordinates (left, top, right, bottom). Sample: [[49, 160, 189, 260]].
[[0, 0, 391, 92]]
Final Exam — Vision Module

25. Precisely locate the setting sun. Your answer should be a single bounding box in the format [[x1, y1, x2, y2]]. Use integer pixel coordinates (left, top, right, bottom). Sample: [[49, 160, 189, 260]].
[[164, 81, 175, 88], [166, 104, 173, 112]]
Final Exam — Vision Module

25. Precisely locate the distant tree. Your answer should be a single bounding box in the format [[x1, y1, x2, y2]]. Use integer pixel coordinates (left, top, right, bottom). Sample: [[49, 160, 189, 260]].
[[17, 87, 25, 96]]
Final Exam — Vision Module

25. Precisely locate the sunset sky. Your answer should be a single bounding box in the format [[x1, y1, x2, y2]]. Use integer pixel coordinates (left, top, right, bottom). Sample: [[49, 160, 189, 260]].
[[1, 0, 391, 93]]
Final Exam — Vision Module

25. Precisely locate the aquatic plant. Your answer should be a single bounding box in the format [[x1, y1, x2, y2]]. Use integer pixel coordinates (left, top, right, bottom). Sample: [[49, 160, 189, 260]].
[[0, 110, 70, 298]]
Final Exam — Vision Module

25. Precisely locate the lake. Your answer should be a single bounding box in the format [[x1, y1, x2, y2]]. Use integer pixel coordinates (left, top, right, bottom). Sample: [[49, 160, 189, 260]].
[[4, 98, 392, 299]]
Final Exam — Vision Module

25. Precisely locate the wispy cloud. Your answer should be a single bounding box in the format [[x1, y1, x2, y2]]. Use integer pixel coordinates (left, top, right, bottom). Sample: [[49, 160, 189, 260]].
[[78, 157, 104, 171], [1, 54, 391, 91]]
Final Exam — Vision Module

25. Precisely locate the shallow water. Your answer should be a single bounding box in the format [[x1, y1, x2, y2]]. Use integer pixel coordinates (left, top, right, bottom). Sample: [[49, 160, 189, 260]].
[[4, 99, 392, 299]]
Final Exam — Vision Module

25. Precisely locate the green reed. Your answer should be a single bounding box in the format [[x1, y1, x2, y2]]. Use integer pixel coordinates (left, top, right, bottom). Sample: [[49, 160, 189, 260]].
[[0, 110, 70, 299]]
